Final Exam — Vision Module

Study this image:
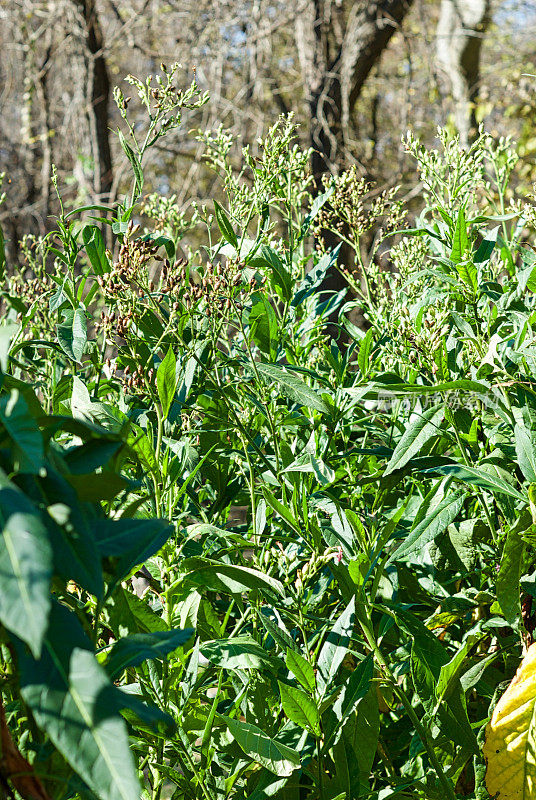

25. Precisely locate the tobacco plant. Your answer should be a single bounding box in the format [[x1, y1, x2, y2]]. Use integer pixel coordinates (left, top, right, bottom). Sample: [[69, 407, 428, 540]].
[[1, 65, 536, 800]]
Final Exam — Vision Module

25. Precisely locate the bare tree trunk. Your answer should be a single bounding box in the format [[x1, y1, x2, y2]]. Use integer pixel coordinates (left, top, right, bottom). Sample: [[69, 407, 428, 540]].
[[76, 0, 113, 201], [436, 0, 491, 146], [296, 0, 414, 188], [295, 0, 414, 318]]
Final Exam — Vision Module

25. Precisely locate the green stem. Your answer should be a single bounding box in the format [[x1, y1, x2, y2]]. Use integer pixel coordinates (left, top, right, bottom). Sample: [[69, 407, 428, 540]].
[[357, 607, 457, 800]]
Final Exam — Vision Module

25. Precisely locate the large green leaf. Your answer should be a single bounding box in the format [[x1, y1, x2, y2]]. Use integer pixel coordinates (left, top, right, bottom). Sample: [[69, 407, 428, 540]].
[[497, 516, 528, 629], [201, 636, 281, 672], [0, 390, 44, 473], [176, 557, 284, 597], [104, 629, 194, 678], [515, 423, 536, 483], [82, 225, 109, 276], [57, 308, 87, 363], [450, 206, 468, 264], [118, 130, 144, 198], [248, 296, 277, 356], [0, 477, 52, 657], [317, 596, 355, 691], [214, 200, 238, 248], [285, 649, 316, 693], [384, 404, 443, 475], [388, 489, 465, 564], [15, 602, 141, 800], [256, 362, 330, 414], [156, 345, 177, 419], [221, 715, 301, 776], [91, 517, 172, 583], [327, 655, 374, 748], [426, 463, 526, 502], [278, 681, 320, 736]]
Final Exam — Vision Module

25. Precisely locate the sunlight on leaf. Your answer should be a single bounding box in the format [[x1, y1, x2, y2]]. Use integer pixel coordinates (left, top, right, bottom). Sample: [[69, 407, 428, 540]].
[[484, 644, 536, 799]]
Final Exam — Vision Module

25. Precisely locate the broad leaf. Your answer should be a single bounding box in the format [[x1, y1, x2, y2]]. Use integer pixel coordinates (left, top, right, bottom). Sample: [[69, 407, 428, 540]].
[[15, 602, 141, 800], [156, 346, 177, 419], [201, 636, 281, 672], [384, 404, 443, 476], [425, 463, 526, 502], [317, 596, 355, 691], [104, 630, 193, 678], [214, 201, 238, 249], [0, 477, 52, 657], [0, 390, 44, 473], [515, 422, 536, 483], [286, 649, 316, 693], [388, 490, 465, 564], [483, 643, 536, 799], [221, 715, 300, 777], [450, 206, 468, 264], [82, 225, 109, 276], [178, 557, 284, 597], [57, 308, 87, 363], [256, 362, 329, 414], [278, 681, 320, 736], [91, 517, 172, 584]]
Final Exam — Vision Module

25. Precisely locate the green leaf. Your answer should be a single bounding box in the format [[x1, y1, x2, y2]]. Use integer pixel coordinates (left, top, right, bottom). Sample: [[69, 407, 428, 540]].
[[384, 404, 443, 476], [278, 681, 320, 736], [298, 186, 334, 242], [366, 378, 492, 398], [357, 328, 374, 377], [221, 715, 300, 776], [201, 636, 280, 672], [0, 477, 52, 657], [249, 245, 292, 302], [92, 517, 172, 584], [177, 557, 284, 597], [57, 308, 87, 363], [515, 423, 536, 483], [456, 259, 478, 294], [118, 130, 144, 198], [291, 244, 341, 308], [82, 225, 109, 276], [497, 516, 528, 629], [0, 390, 44, 473], [388, 490, 465, 564], [104, 630, 194, 678], [286, 648, 316, 693], [248, 296, 278, 356], [317, 596, 355, 691], [0, 323, 18, 372], [105, 586, 167, 636], [214, 200, 238, 249], [256, 362, 330, 414], [117, 690, 176, 738], [66, 472, 129, 503], [425, 463, 526, 502], [15, 602, 140, 800], [450, 206, 468, 264], [328, 655, 374, 747], [260, 486, 300, 533], [156, 345, 177, 419]]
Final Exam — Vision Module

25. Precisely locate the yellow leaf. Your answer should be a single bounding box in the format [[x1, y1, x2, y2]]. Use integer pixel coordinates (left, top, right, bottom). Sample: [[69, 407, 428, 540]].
[[484, 644, 536, 799]]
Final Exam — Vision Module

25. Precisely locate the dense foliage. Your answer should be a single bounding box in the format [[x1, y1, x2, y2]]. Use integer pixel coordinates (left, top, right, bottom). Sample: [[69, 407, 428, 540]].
[[1, 65, 536, 800]]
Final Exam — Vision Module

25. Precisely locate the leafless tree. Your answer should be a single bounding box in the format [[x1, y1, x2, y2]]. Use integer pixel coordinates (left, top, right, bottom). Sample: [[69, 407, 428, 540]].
[[436, 0, 491, 145], [295, 1, 415, 186]]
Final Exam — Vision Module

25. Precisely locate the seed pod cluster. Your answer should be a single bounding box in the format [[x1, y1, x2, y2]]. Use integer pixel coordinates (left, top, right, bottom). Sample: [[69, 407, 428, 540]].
[[97, 233, 162, 300], [182, 258, 257, 317]]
